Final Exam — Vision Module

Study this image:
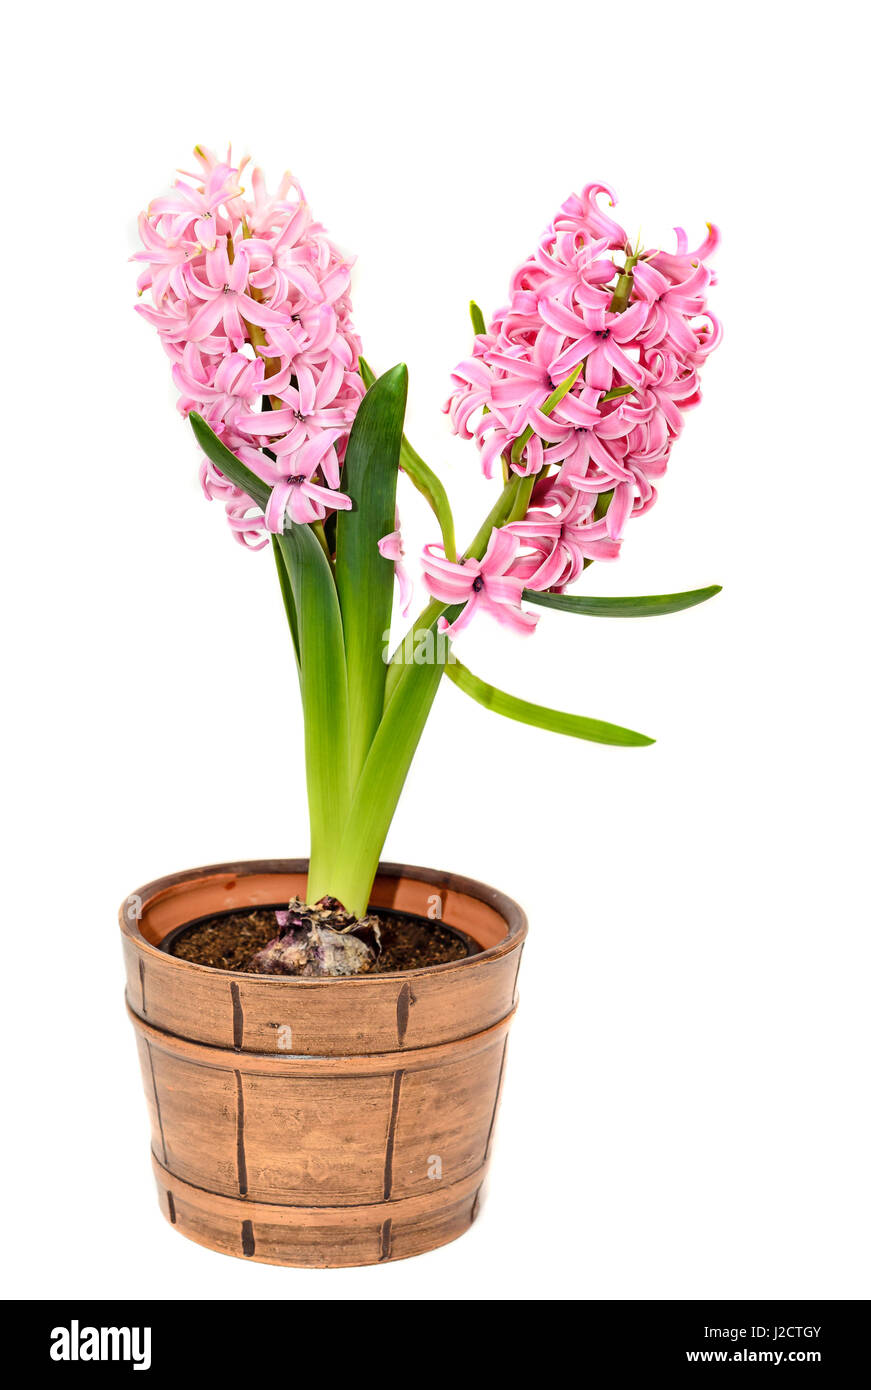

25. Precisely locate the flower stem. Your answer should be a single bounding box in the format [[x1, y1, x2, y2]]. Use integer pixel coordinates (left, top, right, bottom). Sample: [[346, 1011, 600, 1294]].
[[506, 474, 535, 525], [609, 253, 639, 313]]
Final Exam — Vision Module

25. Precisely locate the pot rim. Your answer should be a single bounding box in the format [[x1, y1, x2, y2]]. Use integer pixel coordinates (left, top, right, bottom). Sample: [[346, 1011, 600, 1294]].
[[120, 858, 527, 985]]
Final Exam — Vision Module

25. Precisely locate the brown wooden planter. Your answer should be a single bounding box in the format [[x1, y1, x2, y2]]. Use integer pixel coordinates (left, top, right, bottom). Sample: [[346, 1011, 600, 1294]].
[[120, 859, 527, 1267]]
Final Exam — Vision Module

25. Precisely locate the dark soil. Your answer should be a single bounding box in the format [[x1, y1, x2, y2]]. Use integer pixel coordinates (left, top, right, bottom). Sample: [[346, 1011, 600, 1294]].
[[165, 904, 477, 974], [168, 909, 281, 972]]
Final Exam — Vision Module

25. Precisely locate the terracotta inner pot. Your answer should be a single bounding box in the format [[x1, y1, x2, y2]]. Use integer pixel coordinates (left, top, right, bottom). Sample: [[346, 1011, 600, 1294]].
[[121, 859, 526, 1269]]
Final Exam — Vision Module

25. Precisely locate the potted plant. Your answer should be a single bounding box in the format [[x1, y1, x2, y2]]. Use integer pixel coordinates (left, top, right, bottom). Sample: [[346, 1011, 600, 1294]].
[[124, 146, 721, 1267]]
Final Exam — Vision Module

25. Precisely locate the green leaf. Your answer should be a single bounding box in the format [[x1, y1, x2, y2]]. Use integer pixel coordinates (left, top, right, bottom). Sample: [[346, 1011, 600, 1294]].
[[275, 522, 352, 900], [271, 536, 300, 670], [523, 585, 723, 618], [444, 659, 654, 747], [327, 606, 460, 916], [398, 436, 457, 561], [189, 412, 270, 510], [335, 364, 407, 786], [358, 357, 376, 391], [469, 300, 486, 335], [359, 357, 457, 560]]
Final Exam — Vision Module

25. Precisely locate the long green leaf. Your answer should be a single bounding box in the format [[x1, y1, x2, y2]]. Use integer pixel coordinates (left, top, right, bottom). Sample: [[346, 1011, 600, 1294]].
[[327, 605, 461, 916], [271, 536, 300, 670], [523, 585, 722, 618], [398, 436, 457, 561], [276, 522, 351, 899], [335, 364, 407, 786], [444, 659, 654, 747], [359, 357, 457, 560]]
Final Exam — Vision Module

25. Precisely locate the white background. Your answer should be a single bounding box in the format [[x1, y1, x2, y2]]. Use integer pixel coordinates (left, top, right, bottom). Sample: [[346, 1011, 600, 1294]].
[[3, 0, 869, 1301]]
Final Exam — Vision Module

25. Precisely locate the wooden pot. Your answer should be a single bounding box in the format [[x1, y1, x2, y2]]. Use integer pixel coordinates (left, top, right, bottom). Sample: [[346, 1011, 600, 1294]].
[[120, 859, 527, 1268]]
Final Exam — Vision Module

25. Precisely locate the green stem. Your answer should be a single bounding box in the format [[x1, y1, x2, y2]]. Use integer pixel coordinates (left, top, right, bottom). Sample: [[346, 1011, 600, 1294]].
[[609, 254, 639, 313], [310, 518, 334, 569], [464, 472, 523, 558], [506, 473, 535, 524]]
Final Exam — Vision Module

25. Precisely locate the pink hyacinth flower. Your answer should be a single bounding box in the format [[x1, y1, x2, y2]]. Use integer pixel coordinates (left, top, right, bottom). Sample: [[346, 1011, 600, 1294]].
[[422, 530, 537, 637], [172, 349, 290, 430], [235, 354, 355, 490], [180, 243, 291, 348], [506, 483, 623, 587], [538, 299, 649, 390], [254, 438, 353, 530], [632, 261, 711, 355], [147, 161, 242, 251]]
